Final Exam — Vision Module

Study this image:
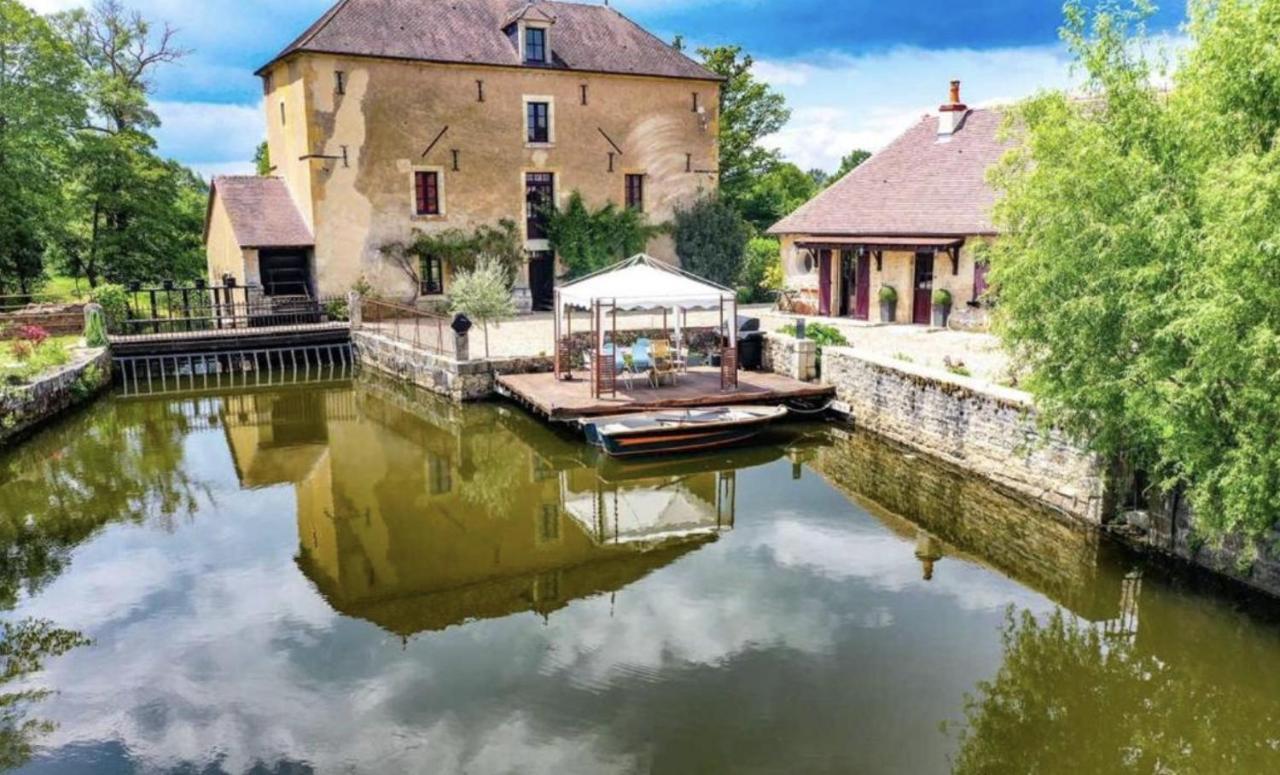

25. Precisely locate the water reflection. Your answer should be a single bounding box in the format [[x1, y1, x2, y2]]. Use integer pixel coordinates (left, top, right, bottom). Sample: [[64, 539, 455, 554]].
[[220, 383, 737, 637], [3, 379, 1280, 772]]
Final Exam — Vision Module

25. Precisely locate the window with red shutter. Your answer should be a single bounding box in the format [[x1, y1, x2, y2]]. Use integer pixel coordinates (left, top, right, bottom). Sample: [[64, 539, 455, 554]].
[[414, 171, 440, 215]]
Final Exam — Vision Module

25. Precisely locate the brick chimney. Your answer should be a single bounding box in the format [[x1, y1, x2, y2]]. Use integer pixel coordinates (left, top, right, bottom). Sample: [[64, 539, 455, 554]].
[[937, 80, 968, 138]]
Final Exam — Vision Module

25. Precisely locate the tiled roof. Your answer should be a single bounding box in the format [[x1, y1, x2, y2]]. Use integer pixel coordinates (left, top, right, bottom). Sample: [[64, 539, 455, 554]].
[[261, 0, 718, 82], [769, 108, 1011, 237], [210, 176, 314, 249]]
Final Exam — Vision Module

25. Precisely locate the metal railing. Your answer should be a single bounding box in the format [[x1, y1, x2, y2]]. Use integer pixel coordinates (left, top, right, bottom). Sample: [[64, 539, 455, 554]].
[[362, 298, 454, 355], [110, 282, 348, 337]]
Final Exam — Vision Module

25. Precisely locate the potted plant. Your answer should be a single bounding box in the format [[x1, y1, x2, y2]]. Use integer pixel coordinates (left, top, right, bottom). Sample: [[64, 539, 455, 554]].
[[932, 288, 953, 328], [879, 285, 898, 323]]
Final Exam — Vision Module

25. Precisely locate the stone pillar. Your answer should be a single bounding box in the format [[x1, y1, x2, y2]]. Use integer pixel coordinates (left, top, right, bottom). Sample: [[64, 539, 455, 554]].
[[454, 328, 469, 362], [794, 338, 818, 382], [347, 291, 362, 328]]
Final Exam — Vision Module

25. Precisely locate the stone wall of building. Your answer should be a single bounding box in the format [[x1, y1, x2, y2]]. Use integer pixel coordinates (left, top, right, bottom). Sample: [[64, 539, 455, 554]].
[[0, 347, 112, 446], [761, 332, 817, 382], [822, 347, 1104, 522], [353, 329, 551, 402], [0, 304, 87, 337]]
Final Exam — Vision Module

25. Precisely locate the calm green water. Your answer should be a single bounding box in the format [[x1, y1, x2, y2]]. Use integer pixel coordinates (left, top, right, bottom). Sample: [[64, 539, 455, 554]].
[[3, 376, 1280, 774]]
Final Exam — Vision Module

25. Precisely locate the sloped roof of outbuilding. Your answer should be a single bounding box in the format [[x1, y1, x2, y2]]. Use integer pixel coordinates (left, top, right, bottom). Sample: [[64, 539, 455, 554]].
[[260, 0, 719, 82], [207, 176, 314, 249], [769, 108, 1011, 238]]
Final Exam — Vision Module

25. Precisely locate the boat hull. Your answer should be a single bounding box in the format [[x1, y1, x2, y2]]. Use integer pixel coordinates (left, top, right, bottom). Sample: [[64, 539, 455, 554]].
[[598, 425, 765, 457]]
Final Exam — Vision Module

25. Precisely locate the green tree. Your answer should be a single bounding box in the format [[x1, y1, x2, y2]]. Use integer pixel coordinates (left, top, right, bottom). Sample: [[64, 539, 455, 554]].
[[990, 0, 1280, 541], [739, 162, 818, 231], [673, 196, 750, 289], [698, 45, 790, 212], [830, 149, 871, 183], [544, 191, 663, 279], [449, 257, 517, 358], [0, 0, 84, 295], [51, 0, 202, 287], [253, 140, 270, 175]]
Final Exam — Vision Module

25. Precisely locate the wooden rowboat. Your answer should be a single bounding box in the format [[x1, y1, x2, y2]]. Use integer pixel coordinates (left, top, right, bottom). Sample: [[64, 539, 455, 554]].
[[581, 405, 788, 458]]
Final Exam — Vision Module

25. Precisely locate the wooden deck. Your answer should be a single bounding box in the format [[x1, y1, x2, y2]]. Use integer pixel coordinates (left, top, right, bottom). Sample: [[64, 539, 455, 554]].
[[497, 367, 834, 421]]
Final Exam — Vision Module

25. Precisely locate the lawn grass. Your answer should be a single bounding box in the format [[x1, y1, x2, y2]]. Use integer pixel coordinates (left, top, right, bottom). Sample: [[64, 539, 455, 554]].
[[41, 276, 90, 301], [0, 335, 80, 385]]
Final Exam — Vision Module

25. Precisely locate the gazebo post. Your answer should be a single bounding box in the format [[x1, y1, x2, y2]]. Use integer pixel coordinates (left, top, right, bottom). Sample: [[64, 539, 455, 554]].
[[565, 304, 572, 380], [611, 298, 618, 398], [553, 289, 561, 380]]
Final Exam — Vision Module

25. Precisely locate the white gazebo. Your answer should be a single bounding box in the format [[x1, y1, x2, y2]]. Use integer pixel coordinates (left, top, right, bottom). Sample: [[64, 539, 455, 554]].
[[553, 254, 740, 397]]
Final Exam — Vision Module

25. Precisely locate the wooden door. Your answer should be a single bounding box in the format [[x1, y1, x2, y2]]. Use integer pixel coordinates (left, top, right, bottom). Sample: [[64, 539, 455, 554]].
[[854, 253, 871, 320], [839, 251, 853, 317], [528, 251, 555, 312], [818, 250, 832, 316], [912, 252, 934, 325]]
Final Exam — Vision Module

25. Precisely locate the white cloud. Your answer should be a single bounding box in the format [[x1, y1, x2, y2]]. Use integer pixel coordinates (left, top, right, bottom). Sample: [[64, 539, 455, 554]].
[[152, 100, 262, 173], [756, 43, 1080, 171]]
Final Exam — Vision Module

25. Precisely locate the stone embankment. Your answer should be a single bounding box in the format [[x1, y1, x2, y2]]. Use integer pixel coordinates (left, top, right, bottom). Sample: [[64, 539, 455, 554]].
[[820, 346, 1104, 522], [0, 347, 112, 445]]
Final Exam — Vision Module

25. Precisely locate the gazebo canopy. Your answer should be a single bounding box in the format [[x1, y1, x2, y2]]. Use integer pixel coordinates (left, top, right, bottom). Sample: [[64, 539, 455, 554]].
[[558, 254, 735, 314]]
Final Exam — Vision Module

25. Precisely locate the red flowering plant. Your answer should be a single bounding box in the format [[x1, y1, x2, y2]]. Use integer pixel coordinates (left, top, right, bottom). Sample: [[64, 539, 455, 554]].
[[15, 325, 50, 347]]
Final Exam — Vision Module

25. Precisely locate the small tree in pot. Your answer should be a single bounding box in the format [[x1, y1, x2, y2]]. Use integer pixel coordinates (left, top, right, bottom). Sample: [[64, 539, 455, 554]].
[[932, 288, 953, 328], [879, 285, 897, 323]]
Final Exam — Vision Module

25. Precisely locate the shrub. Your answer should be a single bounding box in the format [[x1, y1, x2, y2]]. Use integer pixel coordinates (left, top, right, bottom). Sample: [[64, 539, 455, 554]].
[[545, 191, 664, 279], [89, 284, 129, 327], [738, 237, 782, 303], [15, 325, 49, 347], [673, 196, 751, 288], [933, 288, 953, 307], [879, 285, 898, 304], [9, 340, 34, 362], [381, 220, 523, 300], [324, 298, 350, 322]]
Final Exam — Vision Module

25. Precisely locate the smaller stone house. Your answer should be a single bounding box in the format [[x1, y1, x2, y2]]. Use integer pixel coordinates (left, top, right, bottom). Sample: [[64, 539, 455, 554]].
[[206, 176, 316, 295], [768, 82, 1009, 328]]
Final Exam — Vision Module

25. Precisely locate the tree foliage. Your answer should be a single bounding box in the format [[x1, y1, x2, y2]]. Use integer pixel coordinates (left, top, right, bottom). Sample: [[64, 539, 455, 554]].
[[449, 258, 517, 358], [0, 0, 84, 294], [991, 0, 1280, 540], [830, 149, 871, 183], [673, 196, 750, 289], [698, 45, 790, 212], [544, 191, 663, 279], [739, 162, 818, 232]]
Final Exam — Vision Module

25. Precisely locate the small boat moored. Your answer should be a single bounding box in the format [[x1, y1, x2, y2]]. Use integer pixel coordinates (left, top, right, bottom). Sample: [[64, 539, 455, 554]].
[[581, 405, 788, 457]]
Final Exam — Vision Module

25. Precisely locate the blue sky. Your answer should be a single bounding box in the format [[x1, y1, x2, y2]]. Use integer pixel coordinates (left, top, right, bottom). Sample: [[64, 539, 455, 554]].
[[26, 0, 1189, 177]]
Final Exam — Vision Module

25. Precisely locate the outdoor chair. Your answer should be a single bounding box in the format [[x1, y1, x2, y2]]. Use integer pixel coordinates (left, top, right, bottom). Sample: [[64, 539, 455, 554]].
[[631, 339, 653, 371], [651, 339, 679, 387]]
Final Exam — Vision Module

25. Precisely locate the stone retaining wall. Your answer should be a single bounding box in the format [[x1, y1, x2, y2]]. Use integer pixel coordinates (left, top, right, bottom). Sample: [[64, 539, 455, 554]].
[[353, 330, 551, 402], [822, 346, 1104, 522], [0, 347, 112, 445], [0, 303, 87, 337]]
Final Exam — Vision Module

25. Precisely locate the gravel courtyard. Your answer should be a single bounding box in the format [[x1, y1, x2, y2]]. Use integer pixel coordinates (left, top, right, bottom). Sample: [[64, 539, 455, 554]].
[[464, 305, 1013, 385]]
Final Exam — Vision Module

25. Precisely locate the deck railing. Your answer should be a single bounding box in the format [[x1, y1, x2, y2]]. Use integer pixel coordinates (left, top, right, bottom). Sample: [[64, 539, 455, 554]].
[[361, 298, 454, 356]]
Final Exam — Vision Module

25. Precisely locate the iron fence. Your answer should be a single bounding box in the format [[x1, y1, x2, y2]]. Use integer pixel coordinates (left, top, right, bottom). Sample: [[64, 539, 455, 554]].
[[362, 298, 454, 356], [109, 282, 348, 337]]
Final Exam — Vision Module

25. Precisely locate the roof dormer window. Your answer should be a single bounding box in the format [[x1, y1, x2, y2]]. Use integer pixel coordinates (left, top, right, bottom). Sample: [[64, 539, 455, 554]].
[[524, 26, 547, 64]]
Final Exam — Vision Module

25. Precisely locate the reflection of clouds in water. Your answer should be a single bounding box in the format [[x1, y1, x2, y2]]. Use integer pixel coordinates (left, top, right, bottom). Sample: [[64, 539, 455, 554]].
[[18, 506, 1043, 772], [754, 518, 1052, 614]]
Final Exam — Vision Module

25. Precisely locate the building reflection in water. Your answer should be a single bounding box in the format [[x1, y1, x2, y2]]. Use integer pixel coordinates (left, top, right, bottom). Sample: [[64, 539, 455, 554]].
[[220, 384, 738, 637]]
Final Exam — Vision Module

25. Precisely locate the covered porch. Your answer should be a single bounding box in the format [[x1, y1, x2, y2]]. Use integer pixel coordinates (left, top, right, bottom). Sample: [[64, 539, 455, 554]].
[[784, 235, 990, 328]]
